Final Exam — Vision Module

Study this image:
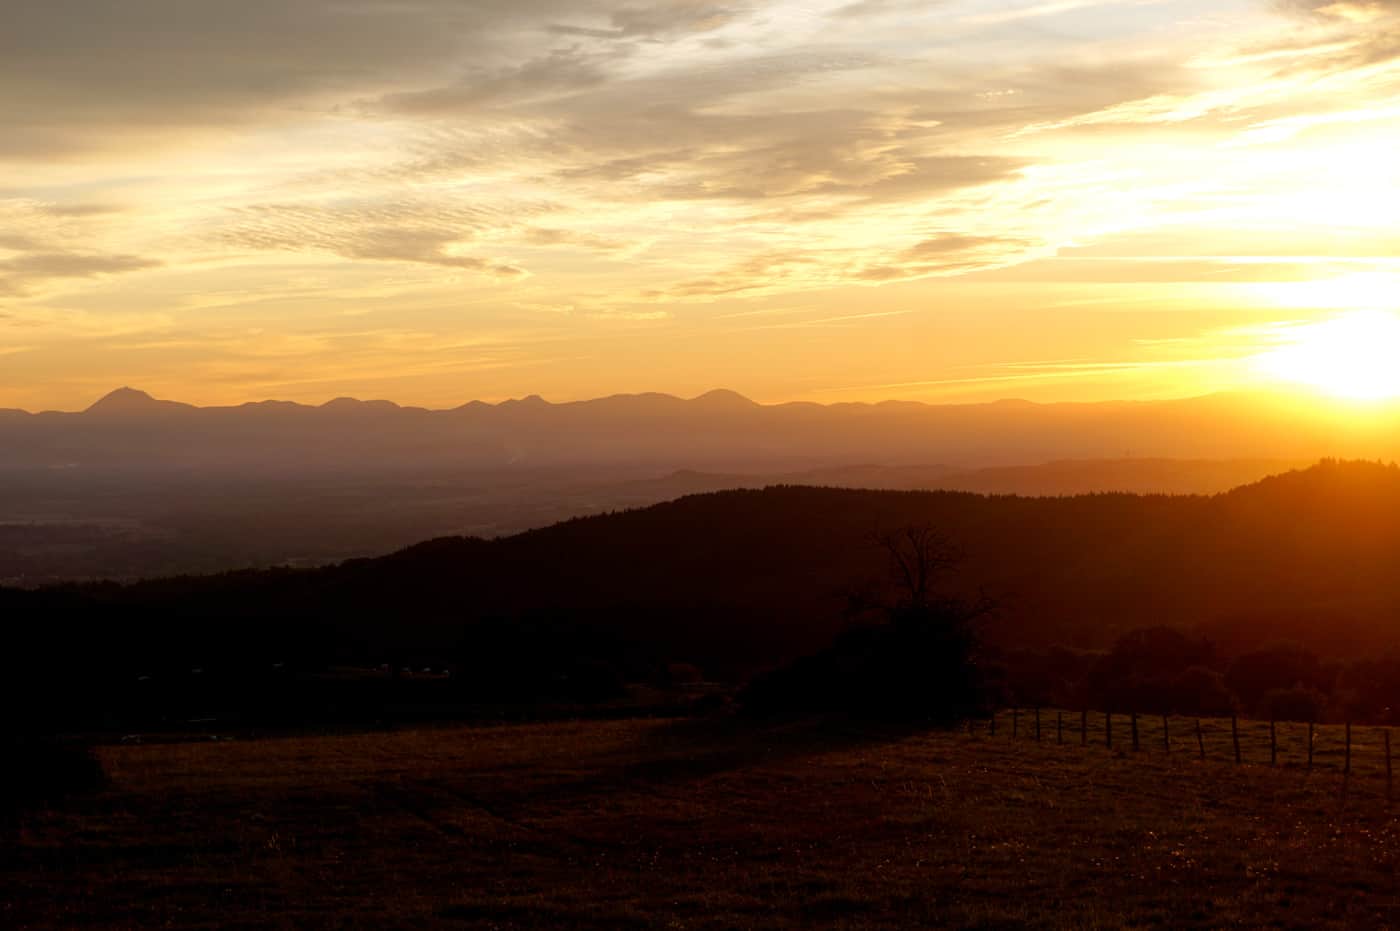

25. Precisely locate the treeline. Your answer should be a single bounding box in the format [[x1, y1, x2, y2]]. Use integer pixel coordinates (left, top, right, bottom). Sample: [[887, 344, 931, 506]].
[[0, 594, 675, 736], [22, 460, 1400, 674], [996, 626, 1400, 724], [10, 460, 1400, 733]]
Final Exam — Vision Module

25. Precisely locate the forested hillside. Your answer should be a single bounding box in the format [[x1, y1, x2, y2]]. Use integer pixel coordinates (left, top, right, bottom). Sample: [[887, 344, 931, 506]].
[[8, 460, 1400, 729]]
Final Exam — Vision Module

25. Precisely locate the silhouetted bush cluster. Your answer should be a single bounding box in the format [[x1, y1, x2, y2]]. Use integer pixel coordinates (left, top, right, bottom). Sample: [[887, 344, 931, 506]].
[[452, 615, 634, 704], [996, 626, 1400, 724], [743, 525, 991, 723], [743, 598, 988, 722], [1, 738, 105, 822]]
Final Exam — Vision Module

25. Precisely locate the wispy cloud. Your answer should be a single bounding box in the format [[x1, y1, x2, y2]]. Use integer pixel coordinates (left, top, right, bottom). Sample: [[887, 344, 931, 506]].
[[7, 0, 1400, 406]]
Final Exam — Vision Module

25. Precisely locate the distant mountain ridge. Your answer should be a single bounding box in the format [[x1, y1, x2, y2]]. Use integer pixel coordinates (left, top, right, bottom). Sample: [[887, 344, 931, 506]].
[[82, 386, 194, 415], [34, 386, 762, 418], [3, 386, 1400, 473]]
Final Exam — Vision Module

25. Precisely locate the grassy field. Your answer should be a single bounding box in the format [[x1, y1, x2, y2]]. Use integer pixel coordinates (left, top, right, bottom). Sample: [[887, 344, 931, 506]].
[[8, 713, 1400, 929]]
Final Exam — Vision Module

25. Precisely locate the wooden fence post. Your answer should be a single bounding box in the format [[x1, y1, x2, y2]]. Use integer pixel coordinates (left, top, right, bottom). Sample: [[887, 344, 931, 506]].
[[1163, 715, 1170, 753], [1232, 715, 1241, 764], [1057, 710, 1063, 745], [1081, 709, 1087, 747], [1345, 721, 1352, 776], [1013, 707, 1019, 738], [1307, 721, 1314, 770], [1196, 718, 1205, 760], [1270, 719, 1277, 766], [1377, 728, 1388, 800], [1106, 711, 1112, 749], [1035, 707, 1042, 742], [1131, 711, 1140, 752]]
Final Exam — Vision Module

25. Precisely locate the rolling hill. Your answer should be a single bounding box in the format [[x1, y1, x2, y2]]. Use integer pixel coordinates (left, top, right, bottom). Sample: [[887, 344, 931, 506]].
[[0, 455, 1305, 585], [10, 461, 1400, 691]]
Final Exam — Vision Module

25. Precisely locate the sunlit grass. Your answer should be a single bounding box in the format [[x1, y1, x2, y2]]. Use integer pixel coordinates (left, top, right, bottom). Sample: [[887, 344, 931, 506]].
[[11, 716, 1400, 928]]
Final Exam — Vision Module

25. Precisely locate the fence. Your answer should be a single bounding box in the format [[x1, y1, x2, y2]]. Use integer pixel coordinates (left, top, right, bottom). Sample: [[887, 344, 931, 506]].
[[979, 708, 1395, 800]]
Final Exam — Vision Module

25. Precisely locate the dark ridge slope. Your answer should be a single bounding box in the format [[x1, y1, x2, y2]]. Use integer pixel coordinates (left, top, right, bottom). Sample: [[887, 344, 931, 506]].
[[18, 461, 1400, 680]]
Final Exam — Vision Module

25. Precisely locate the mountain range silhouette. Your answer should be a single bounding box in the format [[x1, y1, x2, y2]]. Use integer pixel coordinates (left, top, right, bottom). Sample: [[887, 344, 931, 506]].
[[5, 387, 1400, 472]]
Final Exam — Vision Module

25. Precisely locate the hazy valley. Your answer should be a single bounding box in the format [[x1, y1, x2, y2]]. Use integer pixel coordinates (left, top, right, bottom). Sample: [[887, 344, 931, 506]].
[[0, 386, 1352, 583]]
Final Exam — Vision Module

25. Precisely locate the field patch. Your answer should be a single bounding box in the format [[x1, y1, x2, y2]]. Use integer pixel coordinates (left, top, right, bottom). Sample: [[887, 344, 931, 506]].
[[7, 716, 1400, 928]]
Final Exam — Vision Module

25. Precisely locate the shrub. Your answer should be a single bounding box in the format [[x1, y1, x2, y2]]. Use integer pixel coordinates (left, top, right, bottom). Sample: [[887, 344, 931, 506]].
[[743, 598, 987, 723], [664, 663, 705, 685], [1, 737, 106, 821], [743, 524, 988, 724], [1331, 656, 1400, 723], [1261, 685, 1326, 723], [1166, 666, 1236, 716], [1084, 627, 1217, 711], [1226, 645, 1328, 715]]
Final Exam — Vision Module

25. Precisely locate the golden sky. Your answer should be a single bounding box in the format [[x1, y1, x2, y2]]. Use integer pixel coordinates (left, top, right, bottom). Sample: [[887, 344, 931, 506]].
[[4, 0, 1400, 411]]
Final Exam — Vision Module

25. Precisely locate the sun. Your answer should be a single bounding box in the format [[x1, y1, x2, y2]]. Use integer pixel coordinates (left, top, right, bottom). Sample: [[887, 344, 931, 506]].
[[1253, 309, 1400, 401]]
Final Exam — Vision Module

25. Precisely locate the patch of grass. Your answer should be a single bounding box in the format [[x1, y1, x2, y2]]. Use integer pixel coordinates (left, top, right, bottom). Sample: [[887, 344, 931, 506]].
[[1, 738, 105, 823], [8, 715, 1400, 928]]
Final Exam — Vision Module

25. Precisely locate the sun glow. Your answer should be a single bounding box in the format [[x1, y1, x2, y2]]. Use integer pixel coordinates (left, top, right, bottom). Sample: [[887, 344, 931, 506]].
[[1254, 309, 1400, 400]]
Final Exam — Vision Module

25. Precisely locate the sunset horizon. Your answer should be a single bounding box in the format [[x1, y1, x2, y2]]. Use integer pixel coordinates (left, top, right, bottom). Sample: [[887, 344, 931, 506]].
[[15, 376, 1400, 416], [10, 3, 1400, 927]]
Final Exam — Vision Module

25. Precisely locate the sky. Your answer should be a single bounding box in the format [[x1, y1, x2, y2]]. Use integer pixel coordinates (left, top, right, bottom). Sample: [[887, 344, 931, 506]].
[[4, 0, 1400, 411]]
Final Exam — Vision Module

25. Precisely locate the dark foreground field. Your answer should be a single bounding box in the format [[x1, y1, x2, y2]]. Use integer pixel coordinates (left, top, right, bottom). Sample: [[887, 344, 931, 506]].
[[8, 715, 1400, 929]]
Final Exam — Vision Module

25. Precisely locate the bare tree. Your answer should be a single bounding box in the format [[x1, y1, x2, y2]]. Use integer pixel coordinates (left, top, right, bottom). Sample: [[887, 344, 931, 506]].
[[871, 524, 962, 608]]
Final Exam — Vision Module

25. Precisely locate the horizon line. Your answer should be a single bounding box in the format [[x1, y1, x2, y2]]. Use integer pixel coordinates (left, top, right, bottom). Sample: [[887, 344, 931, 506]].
[[0, 384, 1301, 417]]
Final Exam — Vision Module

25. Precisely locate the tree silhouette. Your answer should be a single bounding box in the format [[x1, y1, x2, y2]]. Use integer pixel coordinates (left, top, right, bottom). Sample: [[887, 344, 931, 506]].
[[746, 524, 990, 723], [872, 524, 961, 609]]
